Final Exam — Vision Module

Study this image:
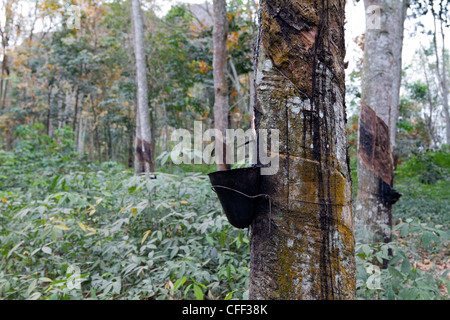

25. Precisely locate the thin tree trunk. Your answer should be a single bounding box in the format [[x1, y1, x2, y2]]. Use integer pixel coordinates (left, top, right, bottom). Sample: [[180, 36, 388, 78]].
[[130, 0, 154, 173], [0, 56, 8, 110], [229, 56, 247, 112], [128, 123, 134, 169], [47, 85, 55, 137], [77, 112, 87, 156], [150, 105, 156, 169], [5, 120, 12, 151], [92, 107, 102, 163], [56, 92, 63, 131], [355, 0, 406, 245], [420, 48, 437, 148], [1, 76, 10, 110], [440, 21, 449, 145], [134, 103, 145, 173], [390, 0, 409, 152], [60, 86, 74, 133], [72, 86, 80, 133], [107, 121, 113, 160], [250, 0, 355, 300], [89, 123, 94, 162], [213, 0, 230, 171]]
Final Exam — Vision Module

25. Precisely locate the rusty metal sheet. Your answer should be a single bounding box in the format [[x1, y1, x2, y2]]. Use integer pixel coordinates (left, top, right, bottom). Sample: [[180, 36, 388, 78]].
[[358, 103, 394, 186]]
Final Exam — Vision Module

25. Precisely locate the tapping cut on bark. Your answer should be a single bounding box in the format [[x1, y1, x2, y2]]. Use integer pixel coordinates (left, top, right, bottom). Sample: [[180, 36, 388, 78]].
[[260, 0, 346, 100], [136, 138, 153, 165], [358, 103, 394, 186]]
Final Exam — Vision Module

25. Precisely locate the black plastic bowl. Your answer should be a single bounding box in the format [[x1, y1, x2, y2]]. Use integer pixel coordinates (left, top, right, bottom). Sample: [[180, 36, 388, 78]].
[[208, 167, 261, 229]]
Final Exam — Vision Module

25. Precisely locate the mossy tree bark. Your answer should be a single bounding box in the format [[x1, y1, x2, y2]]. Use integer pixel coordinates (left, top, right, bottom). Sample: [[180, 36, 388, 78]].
[[249, 0, 355, 300], [355, 0, 408, 244]]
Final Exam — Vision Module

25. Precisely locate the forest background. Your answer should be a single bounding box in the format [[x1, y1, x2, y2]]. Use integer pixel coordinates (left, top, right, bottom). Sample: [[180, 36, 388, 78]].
[[0, 0, 448, 300]]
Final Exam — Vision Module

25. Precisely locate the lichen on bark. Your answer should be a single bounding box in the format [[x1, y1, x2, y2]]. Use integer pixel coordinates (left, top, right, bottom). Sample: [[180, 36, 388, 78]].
[[250, 0, 355, 300]]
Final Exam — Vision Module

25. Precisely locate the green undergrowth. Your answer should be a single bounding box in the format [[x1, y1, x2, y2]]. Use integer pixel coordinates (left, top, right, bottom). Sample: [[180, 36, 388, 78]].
[[0, 149, 249, 300], [0, 127, 448, 300], [356, 149, 449, 300], [394, 150, 450, 225]]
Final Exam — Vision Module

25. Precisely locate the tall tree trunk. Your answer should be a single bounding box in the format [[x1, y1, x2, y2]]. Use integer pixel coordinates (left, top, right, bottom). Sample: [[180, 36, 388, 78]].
[[72, 86, 80, 133], [0, 56, 9, 110], [355, 0, 406, 244], [390, 0, 409, 152], [77, 112, 87, 156], [56, 94, 63, 139], [134, 100, 145, 173], [130, 0, 154, 173], [420, 48, 437, 148], [0, 74, 10, 110], [89, 124, 94, 162], [213, 0, 230, 171], [431, 13, 449, 146], [47, 85, 55, 138], [249, 0, 355, 300], [92, 106, 102, 163], [128, 123, 134, 169], [439, 21, 449, 145], [5, 119, 12, 151]]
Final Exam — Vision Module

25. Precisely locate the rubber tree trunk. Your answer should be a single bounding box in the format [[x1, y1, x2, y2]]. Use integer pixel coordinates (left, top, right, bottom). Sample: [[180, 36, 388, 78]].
[[436, 18, 450, 145], [249, 0, 355, 300], [355, 0, 407, 244], [213, 0, 230, 171], [130, 0, 154, 173], [389, 0, 409, 152]]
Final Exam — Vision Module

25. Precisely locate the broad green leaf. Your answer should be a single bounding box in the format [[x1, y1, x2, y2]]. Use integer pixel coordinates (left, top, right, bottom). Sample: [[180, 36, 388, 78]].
[[184, 284, 192, 297], [388, 267, 404, 279], [28, 292, 41, 300], [205, 236, 214, 246], [102, 191, 112, 197], [361, 244, 372, 257], [173, 277, 187, 291], [193, 284, 203, 300], [26, 279, 37, 298], [42, 246, 52, 254], [401, 258, 411, 275]]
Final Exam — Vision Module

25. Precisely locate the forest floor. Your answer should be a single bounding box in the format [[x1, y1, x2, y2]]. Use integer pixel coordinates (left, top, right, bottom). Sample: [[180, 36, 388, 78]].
[[0, 141, 448, 300]]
